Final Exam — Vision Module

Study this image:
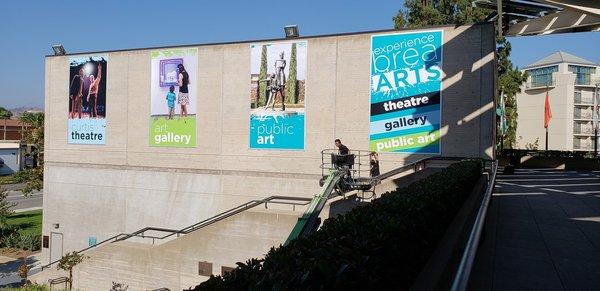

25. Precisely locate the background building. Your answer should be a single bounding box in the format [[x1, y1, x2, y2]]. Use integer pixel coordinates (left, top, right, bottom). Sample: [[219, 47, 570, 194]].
[[0, 119, 30, 175], [516, 51, 600, 151], [0, 119, 29, 141]]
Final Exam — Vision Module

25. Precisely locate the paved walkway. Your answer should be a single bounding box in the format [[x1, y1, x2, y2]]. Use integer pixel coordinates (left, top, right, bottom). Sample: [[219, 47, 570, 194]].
[[469, 168, 600, 291], [6, 187, 43, 212], [0, 254, 41, 287]]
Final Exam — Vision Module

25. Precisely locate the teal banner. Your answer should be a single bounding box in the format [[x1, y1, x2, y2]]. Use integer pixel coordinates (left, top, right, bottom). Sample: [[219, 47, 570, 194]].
[[370, 30, 443, 154]]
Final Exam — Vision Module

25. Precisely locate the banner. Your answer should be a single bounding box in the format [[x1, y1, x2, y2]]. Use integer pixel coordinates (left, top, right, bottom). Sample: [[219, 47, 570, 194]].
[[150, 48, 197, 147], [369, 30, 443, 154], [250, 41, 307, 150], [68, 56, 107, 145]]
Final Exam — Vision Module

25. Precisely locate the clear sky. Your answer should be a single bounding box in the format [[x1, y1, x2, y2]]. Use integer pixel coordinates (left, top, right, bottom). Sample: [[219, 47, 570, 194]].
[[1, 1, 599, 109]]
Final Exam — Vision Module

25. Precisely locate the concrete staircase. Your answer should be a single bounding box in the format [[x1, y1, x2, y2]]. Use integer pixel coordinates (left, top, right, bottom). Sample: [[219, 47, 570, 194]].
[[30, 210, 299, 290]]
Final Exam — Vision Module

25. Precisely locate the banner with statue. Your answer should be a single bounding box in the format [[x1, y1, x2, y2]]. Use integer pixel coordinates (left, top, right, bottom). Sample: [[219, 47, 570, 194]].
[[249, 41, 307, 150], [369, 30, 443, 154]]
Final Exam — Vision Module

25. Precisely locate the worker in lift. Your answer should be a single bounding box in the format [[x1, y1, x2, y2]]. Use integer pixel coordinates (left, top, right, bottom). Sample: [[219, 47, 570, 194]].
[[335, 139, 349, 155], [370, 151, 380, 177], [334, 139, 353, 169]]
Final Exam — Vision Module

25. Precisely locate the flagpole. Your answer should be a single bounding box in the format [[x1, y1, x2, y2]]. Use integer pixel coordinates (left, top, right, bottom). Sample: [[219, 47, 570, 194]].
[[500, 91, 504, 151], [545, 86, 549, 151], [545, 127, 548, 151]]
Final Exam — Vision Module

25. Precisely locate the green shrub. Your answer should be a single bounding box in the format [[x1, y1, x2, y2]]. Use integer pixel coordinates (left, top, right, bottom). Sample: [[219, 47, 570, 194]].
[[0, 227, 41, 251], [1, 230, 20, 249], [12, 170, 29, 183], [19, 233, 41, 251], [192, 160, 483, 290]]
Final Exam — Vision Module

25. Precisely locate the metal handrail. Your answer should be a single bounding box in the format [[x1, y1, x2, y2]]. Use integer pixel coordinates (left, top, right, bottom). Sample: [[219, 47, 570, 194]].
[[375, 156, 430, 181], [450, 160, 498, 291], [41, 195, 311, 270]]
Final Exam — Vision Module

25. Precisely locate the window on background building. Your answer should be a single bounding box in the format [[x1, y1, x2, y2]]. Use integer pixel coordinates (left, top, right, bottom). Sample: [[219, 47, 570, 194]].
[[527, 65, 558, 87], [574, 90, 582, 103], [568, 65, 596, 85]]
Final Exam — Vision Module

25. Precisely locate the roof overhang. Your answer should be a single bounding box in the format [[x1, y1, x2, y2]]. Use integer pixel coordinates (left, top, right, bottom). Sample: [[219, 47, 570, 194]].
[[0, 142, 22, 149], [473, 0, 600, 36]]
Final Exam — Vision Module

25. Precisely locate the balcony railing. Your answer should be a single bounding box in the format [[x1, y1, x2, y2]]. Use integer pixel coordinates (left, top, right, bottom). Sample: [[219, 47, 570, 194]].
[[574, 96, 594, 105], [574, 78, 600, 87], [573, 140, 593, 150], [574, 111, 593, 119], [525, 78, 556, 89], [573, 127, 593, 134]]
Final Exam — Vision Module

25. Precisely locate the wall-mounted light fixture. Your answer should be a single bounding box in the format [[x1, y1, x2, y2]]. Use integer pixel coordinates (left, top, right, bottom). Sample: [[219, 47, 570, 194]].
[[52, 45, 66, 56], [284, 25, 299, 38]]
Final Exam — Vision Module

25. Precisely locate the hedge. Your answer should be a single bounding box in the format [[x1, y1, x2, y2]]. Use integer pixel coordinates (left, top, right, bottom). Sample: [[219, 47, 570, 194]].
[[193, 160, 483, 291]]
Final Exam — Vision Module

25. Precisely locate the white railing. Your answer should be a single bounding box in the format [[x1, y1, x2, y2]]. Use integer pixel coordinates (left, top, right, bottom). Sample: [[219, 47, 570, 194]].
[[525, 78, 556, 89]]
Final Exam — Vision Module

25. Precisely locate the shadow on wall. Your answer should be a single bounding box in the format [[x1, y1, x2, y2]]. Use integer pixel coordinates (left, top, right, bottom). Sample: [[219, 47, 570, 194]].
[[393, 23, 496, 165], [434, 23, 495, 159]]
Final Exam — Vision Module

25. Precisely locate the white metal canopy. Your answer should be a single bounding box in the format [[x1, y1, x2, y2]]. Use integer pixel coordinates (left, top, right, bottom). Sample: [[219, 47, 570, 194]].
[[473, 0, 600, 36]]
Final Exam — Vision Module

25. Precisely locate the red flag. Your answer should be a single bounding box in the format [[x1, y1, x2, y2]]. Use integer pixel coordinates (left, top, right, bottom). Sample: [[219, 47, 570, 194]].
[[544, 89, 552, 128]]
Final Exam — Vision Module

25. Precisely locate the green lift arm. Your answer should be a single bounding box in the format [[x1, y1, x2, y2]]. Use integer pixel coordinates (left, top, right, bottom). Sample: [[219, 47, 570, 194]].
[[284, 169, 345, 246]]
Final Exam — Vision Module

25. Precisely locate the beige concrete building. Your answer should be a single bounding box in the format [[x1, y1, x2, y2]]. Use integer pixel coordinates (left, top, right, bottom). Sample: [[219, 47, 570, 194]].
[[38, 23, 496, 289], [516, 51, 600, 151]]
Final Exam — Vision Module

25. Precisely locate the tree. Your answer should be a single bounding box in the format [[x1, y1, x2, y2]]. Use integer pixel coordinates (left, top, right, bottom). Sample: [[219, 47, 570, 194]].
[[286, 43, 298, 104], [57, 251, 87, 290], [18, 257, 31, 285], [0, 187, 16, 245], [497, 37, 528, 148], [18, 112, 44, 195], [0, 107, 12, 119], [393, 0, 488, 29], [393, 1, 527, 149], [258, 45, 268, 107], [0, 186, 16, 224]]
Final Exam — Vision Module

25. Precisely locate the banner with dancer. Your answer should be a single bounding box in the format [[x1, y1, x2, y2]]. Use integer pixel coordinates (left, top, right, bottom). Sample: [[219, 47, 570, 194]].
[[369, 30, 443, 154], [249, 41, 307, 150], [149, 48, 198, 147], [68, 56, 107, 145]]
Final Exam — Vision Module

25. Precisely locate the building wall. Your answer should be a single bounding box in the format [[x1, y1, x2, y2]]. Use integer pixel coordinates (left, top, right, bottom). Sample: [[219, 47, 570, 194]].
[[42, 24, 496, 266], [516, 63, 600, 151], [31, 210, 299, 290]]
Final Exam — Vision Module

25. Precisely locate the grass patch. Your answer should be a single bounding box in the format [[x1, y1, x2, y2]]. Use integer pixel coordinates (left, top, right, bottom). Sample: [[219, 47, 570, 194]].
[[6, 209, 42, 236], [0, 173, 18, 184]]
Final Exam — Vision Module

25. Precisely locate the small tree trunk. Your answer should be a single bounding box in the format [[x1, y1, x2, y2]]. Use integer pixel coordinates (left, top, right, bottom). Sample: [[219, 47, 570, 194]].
[[69, 269, 73, 290]]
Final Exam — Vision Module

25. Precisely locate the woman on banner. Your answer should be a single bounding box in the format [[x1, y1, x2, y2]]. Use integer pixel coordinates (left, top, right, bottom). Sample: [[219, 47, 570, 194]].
[[69, 68, 84, 119], [177, 63, 191, 120]]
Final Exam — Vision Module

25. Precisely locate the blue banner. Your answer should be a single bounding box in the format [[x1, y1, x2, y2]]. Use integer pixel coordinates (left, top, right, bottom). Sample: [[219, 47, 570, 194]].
[[249, 114, 304, 150], [370, 31, 443, 154]]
